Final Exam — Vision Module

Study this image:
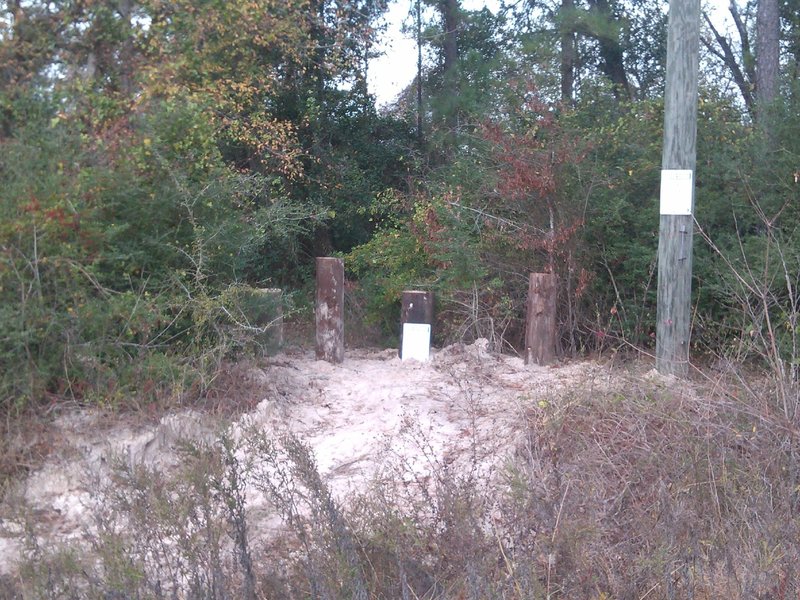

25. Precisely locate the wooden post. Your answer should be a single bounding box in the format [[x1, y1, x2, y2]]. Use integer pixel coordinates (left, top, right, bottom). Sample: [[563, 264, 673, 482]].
[[656, 0, 700, 377], [525, 273, 557, 365], [401, 291, 434, 327], [315, 257, 344, 363], [400, 291, 434, 358]]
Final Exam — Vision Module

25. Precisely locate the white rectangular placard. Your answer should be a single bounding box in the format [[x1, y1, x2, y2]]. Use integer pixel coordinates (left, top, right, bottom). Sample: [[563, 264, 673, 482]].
[[659, 169, 693, 215], [401, 323, 431, 362]]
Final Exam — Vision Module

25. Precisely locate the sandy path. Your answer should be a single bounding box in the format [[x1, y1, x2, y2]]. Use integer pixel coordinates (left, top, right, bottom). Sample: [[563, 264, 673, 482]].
[[0, 341, 603, 575]]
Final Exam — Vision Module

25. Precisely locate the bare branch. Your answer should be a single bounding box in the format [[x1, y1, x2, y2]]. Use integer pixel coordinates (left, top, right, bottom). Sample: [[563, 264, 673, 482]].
[[728, 0, 755, 83], [703, 10, 755, 115]]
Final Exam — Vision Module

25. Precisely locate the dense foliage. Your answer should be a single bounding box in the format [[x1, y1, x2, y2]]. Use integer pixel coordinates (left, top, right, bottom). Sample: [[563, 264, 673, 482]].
[[1, 0, 799, 411]]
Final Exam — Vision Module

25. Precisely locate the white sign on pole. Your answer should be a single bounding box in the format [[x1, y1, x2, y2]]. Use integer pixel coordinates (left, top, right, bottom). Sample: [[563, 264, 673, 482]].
[[401, 323, 431, 362], [659, 169, 693, 215]]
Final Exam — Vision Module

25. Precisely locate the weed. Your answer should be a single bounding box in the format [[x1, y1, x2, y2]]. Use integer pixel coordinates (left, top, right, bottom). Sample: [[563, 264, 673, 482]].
[[6, 367, 800, 599]]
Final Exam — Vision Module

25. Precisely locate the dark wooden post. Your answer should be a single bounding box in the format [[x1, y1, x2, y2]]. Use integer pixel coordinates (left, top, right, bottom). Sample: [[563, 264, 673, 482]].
[[400, 291, 434, 358], [525, 273, 557, 365], [401, 291, 434, 326], [656, 0, 700, 377], [315, 257, 344, 363]]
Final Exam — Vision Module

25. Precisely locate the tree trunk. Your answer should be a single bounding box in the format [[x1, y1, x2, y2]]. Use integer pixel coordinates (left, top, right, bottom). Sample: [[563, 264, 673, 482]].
[[756, 0, 780, 115], [702, 0, 780, 121], [587, 0, 631, 99], [118, 0, 135, 97], [441, 0, 459, 75], [440, 0, 459, 130], [416, 0, 423, 143], [702, 10, 755, 117], [309, 0, 328, 114], [560, 0, 576, 103]]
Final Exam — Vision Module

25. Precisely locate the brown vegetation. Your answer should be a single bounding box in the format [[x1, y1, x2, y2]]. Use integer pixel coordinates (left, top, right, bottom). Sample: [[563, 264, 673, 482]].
[[1, 351, 798, 599]]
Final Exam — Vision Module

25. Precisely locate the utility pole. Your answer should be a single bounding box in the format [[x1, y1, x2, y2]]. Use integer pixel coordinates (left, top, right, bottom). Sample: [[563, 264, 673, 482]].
[[656, 0, 700, 376]]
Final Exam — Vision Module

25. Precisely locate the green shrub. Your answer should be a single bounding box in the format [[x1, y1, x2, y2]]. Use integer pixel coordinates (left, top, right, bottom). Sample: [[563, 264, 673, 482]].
[[0, 98, 318, 413]]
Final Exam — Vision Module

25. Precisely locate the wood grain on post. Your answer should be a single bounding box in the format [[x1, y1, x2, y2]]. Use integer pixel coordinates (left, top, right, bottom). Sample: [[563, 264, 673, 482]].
[[656, 0, 700, 377], [315, 257, 344, 363], [525, 273, 557, 366], [401, 291, 434, 326], [400, 291, 434, 358]]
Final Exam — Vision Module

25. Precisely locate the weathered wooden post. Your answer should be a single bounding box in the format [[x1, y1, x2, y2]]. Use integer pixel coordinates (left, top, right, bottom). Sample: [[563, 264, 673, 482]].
[[656, 0, 700, 377], [315, 257, 344, 363], [400, 290, 434, 360], [525, 273, 557, 365], [401, 291, 434, 329]]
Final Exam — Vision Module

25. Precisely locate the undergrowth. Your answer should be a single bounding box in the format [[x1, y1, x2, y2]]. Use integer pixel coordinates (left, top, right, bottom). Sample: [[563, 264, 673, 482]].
[[2, 367, 798, 599]]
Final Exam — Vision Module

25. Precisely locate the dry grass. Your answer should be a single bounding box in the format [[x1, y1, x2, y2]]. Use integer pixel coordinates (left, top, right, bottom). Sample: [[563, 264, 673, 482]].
[[2, 363, 798, 599], [502, 371, 799, 598]]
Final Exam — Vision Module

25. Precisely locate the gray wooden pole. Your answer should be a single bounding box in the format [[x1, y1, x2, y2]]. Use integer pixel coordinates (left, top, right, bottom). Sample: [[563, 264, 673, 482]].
[[315, 257, 344, 363], [525, 273, 557, 366], [656, 0, 700, 377]]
